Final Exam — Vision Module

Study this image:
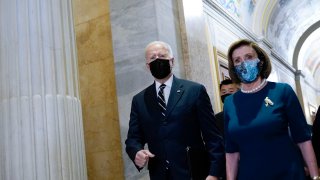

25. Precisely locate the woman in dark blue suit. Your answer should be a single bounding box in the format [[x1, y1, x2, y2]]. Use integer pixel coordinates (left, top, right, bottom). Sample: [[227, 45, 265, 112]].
[[125, 41, 225, 180], [224, 39, 319, 180]]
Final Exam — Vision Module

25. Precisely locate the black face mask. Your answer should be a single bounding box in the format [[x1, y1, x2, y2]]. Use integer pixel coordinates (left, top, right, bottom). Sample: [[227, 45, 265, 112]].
[[221, 93, 231, 103], [149, 59, 171, 79]]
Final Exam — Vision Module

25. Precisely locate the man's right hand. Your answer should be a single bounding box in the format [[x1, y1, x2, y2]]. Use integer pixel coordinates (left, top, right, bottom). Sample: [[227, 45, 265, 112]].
[[134, 150, 155, 168]]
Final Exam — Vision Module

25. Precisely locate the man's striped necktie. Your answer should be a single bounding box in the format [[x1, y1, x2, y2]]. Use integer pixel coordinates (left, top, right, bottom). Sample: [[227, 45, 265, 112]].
[[157, 84, 166, 117]]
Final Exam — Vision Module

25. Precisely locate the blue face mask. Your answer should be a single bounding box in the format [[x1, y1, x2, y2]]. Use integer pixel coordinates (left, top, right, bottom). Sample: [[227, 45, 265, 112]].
[[235, 58, 260, 83]]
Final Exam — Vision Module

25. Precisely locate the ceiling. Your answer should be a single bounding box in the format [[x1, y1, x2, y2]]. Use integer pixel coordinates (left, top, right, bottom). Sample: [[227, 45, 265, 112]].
[[266, 0, 320, 88]]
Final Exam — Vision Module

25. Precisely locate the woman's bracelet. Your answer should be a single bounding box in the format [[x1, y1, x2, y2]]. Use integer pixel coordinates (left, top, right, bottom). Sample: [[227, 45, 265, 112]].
[[312, 176, 320, 180]]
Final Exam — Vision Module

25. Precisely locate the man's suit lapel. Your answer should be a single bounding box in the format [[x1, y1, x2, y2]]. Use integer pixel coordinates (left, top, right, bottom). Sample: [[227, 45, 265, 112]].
[[166, 77, 184, 117], [144, 83, 162, 118]]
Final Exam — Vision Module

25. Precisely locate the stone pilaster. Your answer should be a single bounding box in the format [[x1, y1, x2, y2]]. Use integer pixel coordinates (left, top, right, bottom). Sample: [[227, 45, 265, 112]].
[[177, 0, 219, 111]]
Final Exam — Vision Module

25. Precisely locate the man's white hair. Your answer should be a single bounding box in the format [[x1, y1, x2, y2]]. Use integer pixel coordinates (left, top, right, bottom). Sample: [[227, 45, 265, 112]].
[[144, 41, 173, 58]]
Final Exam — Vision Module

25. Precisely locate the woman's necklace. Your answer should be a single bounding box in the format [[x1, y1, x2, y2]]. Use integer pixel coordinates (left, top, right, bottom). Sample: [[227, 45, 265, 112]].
[[241, 79, 267, 93]]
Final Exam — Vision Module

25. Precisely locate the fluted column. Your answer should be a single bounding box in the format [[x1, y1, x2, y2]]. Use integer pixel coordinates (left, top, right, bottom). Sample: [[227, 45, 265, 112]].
[[0, 0, 87, 180]]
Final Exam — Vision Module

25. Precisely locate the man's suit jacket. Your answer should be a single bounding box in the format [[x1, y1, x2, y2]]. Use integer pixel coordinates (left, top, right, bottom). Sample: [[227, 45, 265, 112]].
[[214, 111, 225, 137], [126, 76, 224, 180]]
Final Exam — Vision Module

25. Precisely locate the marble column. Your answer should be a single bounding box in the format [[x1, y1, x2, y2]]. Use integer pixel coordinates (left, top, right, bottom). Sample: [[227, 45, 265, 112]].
[[73, 0, 125, 179], [177, 0, 219, 110], [0, 0, 87, 180]]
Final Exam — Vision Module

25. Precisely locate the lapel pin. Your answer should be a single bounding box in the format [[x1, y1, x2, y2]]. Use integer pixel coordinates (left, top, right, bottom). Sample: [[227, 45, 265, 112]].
[[264, 97, 274, 107]]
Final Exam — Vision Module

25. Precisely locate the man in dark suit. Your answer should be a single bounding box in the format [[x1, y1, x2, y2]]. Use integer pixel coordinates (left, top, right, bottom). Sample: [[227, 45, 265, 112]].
[[214, 79, 239, 137], [213, 79, 238, 180], [125, 41, 224, 180]]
